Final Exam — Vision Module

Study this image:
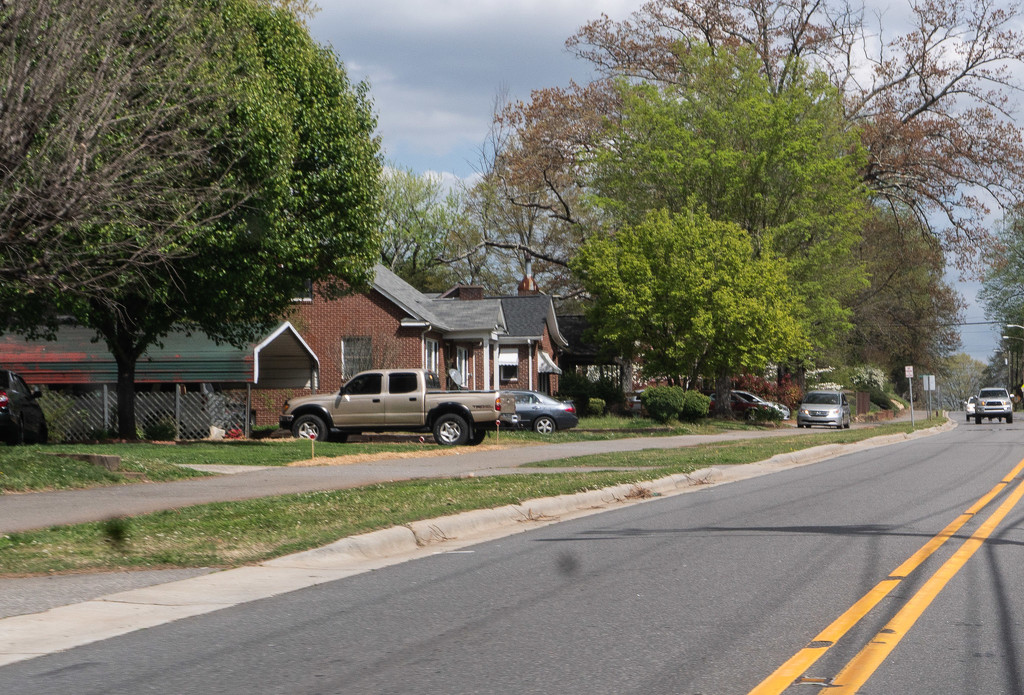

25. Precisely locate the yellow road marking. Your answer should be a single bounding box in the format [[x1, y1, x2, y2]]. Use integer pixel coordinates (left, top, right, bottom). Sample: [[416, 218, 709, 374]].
[[830, 474, 1024, 692], [749, 457, 1024, 695]]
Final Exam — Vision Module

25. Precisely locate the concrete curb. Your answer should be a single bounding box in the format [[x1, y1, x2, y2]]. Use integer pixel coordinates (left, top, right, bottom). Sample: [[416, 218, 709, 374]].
[[0, 419, 953, 666]]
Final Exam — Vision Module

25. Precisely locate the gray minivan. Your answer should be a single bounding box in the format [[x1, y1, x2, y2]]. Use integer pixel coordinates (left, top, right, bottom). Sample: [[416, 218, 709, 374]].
[[796, 390, 851, 429]]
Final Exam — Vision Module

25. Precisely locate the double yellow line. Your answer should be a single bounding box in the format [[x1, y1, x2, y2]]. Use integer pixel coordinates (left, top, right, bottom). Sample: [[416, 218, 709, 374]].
[[750, 457, 1024, 694]]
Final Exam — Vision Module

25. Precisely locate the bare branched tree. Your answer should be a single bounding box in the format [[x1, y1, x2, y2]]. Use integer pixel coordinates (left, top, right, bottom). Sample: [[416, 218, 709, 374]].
[[0, 0, 246, 305]]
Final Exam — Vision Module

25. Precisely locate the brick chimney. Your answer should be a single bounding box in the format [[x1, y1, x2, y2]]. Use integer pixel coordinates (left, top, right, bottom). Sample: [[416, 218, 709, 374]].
[[517, 252, 539, 296]]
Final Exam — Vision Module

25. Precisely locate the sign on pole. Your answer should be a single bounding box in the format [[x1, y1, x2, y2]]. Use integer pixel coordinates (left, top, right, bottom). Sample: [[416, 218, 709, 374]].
[[906, 366, 916, 428]]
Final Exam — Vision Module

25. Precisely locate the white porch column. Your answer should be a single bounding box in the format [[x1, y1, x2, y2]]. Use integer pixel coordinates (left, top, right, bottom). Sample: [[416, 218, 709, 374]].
[[528, 340, 534, 391], [482, 337, 491, 391], [493, 342, 500, 389]]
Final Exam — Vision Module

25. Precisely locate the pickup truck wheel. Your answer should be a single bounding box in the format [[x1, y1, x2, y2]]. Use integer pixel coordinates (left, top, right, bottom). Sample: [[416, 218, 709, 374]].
[[533, 416, 556, 434], [292, 414, 329, 442], [433, 414, 470, 446], [1009, 413, 1014, 424]]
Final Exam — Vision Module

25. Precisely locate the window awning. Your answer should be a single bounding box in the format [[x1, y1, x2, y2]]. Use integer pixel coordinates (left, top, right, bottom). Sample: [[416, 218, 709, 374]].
[[538, 351, 562, 374], [498, 347, 519, 365]]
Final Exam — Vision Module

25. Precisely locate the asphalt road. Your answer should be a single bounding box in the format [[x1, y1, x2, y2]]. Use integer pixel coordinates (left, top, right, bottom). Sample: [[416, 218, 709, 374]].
[[7, 415, 1024, 693]]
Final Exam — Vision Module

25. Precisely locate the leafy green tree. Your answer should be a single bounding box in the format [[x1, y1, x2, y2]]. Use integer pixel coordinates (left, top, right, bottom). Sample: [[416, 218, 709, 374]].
[[571, 208, 805, 403], [980, 214, 1024, 330], [6, 0, 382, 438], [379, 166, 466, 292], [844, 211, 964, 374], [941, 353, 986, 409], [589, 47, 869, 358]]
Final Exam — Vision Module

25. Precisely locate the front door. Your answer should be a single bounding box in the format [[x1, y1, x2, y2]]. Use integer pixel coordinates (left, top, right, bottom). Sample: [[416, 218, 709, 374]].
[[330, 372, 386, 428]]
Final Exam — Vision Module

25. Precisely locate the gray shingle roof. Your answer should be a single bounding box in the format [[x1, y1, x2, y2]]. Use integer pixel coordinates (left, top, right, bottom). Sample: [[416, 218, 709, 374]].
[[430, 299, 504, 332], [373, 264, 503, 333], [500, 295, 554, 338], [372, 264, 450, 329], [372, 265, 566, 344]]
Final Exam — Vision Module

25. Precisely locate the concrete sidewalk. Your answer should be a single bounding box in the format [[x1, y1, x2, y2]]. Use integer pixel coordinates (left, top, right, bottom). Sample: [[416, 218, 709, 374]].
[[0, 414, 949, 667], [0, 425, 826, 534]]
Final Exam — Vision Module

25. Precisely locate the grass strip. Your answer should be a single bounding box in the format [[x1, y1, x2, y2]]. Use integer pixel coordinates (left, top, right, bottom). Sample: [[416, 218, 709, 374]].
[[528, 420, 932, 468], [0, 417, 745, 493], [0, 417, 943, 576]]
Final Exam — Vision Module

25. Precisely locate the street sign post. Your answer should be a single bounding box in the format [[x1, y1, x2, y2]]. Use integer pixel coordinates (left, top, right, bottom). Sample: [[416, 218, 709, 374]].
[[906, 366, 915, 428]]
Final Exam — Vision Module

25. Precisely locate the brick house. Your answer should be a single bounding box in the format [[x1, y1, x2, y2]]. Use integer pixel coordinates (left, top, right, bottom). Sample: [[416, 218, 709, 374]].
[[272, 264, 567, 420]]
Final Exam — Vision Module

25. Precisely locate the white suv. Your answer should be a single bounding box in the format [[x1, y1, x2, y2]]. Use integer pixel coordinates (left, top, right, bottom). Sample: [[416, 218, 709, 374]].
[[974, 388, 1013, 424]]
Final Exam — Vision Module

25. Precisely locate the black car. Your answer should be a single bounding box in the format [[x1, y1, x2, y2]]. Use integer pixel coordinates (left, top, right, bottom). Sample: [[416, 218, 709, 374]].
[[507, 390, 579, 434], [0, 368, 48, 445]]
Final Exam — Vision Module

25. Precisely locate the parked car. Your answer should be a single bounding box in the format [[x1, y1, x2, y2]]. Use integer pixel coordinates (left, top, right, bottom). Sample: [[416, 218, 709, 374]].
[[626, 391, 645, 415], [0, 368, 48, 445], [508, 390, 578, 434], [965, 395, 978, 421], [796, 390, 851, 429], [709, 391, 780, 420], [974, 387, 1013, 424], [733, 390, 790, 419]]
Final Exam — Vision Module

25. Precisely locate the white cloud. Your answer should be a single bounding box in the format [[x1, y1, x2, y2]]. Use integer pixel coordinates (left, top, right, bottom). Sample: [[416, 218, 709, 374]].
[[309, 1, 645, 177]]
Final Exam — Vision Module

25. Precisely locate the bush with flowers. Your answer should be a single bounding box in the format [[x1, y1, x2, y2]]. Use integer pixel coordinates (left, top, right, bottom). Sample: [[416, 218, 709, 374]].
[[733, 373, 802, 411]]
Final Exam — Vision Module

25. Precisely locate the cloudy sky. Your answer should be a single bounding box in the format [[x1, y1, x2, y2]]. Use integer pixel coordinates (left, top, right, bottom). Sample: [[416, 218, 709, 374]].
[[308, 0, 639, 179], [308, 0, 997, 363]]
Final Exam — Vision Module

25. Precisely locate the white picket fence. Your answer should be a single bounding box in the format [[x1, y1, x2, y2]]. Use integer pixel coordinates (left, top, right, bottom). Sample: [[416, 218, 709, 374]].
[[39, 388, 252, 442]]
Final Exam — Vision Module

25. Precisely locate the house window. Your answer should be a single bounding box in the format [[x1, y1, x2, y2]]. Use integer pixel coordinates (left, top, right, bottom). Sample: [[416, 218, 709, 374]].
[[498, 346, 519, 382], [425, 338, 440, 373], [291, 278, 314, 302], [341, 336, 372, 380]]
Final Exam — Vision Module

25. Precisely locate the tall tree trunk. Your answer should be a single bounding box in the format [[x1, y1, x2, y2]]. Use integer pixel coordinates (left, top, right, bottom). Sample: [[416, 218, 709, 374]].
[[114, 352, 138, 440], [715, 367, 732, 418]]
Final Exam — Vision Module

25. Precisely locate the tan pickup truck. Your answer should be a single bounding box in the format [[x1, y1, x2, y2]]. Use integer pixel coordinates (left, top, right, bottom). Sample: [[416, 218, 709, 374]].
[[279, 369, 516, 446]]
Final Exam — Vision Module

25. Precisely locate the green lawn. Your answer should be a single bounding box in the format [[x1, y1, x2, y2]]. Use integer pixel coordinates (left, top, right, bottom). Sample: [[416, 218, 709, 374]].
[[0, 416, 944, 576], [0, 416, 757, 492]]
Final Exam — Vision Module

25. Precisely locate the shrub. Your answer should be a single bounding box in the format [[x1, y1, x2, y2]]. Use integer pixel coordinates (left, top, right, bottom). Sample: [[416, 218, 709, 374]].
[[556, 372, 624, 416], [143, 418, 177, 441], [640, 386, 686, 423], [587, 397, 606, 416], [750, 405, 782, 423], [773, 376, 803, 411], [679, 390, 710, 422], [868, 386, 893, 410], [733, 372, 803, 411], [850, 365, 887, 391]]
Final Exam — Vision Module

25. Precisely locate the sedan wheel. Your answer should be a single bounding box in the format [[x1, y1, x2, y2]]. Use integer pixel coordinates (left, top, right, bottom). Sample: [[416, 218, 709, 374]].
[[533, 416, 556, 434], [4, 418, 23, 446]]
